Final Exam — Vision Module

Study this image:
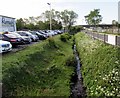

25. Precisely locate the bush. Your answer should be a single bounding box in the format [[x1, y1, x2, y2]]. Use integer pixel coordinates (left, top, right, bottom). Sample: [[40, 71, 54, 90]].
[[69, 26, 83, 34], [47, 37, 57, 48], [60, 33, 71, 42], [65, 56, 76, 67]]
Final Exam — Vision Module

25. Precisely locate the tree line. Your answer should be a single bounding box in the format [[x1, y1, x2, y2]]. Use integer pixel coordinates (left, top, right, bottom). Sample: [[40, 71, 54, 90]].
[[16, 9, 78, 31], [17, 8, 119, 33]]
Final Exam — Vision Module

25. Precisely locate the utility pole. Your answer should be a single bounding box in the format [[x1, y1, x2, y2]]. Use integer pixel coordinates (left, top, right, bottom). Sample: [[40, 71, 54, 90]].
[[118, 1, 120, 33], [47, 3, 52, 30]]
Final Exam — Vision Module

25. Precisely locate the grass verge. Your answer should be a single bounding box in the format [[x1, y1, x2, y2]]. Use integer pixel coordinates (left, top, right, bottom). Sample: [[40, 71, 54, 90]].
[[2, 35, 75, 96], [75, 32, 120, 96]]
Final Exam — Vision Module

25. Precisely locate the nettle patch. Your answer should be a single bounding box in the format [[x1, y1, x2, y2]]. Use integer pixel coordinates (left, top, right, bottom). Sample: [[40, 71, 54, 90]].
[[89, 68, 120, 96], [75, 32, 120, 97]]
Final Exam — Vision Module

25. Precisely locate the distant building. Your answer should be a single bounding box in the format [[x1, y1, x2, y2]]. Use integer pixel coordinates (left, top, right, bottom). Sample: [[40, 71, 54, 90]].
[[0, 15, 16, 33]]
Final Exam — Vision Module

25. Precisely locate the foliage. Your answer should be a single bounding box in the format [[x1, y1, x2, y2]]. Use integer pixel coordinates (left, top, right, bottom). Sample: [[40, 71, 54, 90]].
[[47, 37, 58, 48], [43, 9, 78, 29], [69, 26, 83, 34], [84, 9, 102, 26], [60, 10, 78, 30], [75, 32, 120, 97], [16, 18, 62, 30], [2, 35, 75, 96], [36, 21, 47, 30], [16, 9, 78, 30], [51, 20, 62, 30], [60, 33, 71, 42], [112, 20, 119, 27], [16, 18, 26, 30]]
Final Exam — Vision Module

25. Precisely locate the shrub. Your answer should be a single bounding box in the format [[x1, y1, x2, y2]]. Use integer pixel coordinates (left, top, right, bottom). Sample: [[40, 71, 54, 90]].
[[60, 33, 71, 42], [65, 56, 76, 67], [47, 37, 58, 48]]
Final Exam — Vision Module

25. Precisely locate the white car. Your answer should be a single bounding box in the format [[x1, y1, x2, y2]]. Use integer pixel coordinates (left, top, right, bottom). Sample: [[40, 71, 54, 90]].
[[0, 40, 12, 53]]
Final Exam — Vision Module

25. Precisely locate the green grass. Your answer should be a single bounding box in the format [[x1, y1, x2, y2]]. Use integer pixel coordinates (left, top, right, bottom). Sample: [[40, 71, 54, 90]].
[[75, 32, 120, 97], [2, 35, 75, 96]]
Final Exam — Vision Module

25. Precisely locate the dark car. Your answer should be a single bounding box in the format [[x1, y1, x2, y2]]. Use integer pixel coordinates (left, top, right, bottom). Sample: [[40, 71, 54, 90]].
[[30, 31, 47, 40], [38, 31, 49, 38], [2, 34, 23, 46]]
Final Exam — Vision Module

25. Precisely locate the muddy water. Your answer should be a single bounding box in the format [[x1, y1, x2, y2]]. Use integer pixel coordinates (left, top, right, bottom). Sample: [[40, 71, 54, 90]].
[[70, 44, 86, 97]]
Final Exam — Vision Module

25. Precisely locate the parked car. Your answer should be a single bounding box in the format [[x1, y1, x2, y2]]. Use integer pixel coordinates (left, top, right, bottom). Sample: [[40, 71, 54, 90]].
[[48, 30, 55, 36], [38, 30, 49, 38], [17, 31, 39, 42], [0, 40, 12, 53], [30, 31, 47, 40], [2, 34, 23, 46], [9, 32, 32, 44]]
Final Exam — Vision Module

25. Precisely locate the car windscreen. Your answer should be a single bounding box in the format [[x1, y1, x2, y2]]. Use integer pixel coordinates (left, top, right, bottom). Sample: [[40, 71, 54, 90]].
[[25, 32, 33, 35], [30, 32, 36, 35], [10, 33, 21, 37], [13, 33, 21, 37]]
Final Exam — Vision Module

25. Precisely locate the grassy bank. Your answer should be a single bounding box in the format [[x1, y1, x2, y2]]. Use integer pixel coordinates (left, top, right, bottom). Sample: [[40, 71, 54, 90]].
[[2, 34, 75, 96], [75, 32, 120, 96]]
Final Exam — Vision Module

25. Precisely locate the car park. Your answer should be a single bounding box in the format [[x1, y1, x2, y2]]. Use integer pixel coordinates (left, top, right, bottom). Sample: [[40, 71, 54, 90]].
[[0, 40, 12, 53]]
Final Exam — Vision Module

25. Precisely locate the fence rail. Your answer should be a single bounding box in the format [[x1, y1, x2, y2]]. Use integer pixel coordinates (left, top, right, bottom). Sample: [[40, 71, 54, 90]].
[[85, 31, 120, 46]]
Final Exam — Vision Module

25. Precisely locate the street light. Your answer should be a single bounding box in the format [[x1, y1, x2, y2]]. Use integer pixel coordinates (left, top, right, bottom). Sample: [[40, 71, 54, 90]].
[[47, 3, 52, 30]]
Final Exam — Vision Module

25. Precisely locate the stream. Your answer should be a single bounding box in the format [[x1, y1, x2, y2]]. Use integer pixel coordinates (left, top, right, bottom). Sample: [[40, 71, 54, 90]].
[[70, 44, 86, 97]]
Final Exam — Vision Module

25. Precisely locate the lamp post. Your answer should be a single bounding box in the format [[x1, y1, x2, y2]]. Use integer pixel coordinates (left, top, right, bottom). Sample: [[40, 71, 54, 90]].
[[118, 1, 120, 33], [47, 3, 52, 30]]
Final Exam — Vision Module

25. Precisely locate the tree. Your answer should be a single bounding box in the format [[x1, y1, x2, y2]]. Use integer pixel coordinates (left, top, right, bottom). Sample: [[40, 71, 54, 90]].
[[55, 11, 61, 22], [60, 10, 78, 32], [36, 21, 46, 30], [85, 9, 102, 28], [43, 9, 55, 21], [16, 18, 26, 30], [51, 19, 62, 30], [112, 20, 117, 33], [69, 26, 83, 34], [112, 20, 120, 33]]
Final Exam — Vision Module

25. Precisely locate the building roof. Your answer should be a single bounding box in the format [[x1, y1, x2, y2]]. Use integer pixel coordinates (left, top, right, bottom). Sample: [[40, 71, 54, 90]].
[[0, 15, 15, 19], [79, 24, 113, 28]]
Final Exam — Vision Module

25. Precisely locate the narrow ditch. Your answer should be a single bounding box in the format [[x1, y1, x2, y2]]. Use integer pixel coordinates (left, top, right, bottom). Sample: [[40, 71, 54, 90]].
[[70, 43, 87, 97]]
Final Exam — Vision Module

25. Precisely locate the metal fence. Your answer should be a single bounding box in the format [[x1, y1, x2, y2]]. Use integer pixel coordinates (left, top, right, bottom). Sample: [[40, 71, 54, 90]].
[[85, 32, 120, 46]]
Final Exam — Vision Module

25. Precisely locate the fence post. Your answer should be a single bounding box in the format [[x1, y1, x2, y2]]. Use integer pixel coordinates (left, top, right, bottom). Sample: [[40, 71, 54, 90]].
[[104, 34, 105, 43], [116, 36, 117, 46], [97, 32, 98, 39]]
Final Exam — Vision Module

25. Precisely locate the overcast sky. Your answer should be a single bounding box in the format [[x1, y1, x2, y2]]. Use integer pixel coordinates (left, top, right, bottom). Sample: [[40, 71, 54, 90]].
[[0, 0, 119, 25]]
